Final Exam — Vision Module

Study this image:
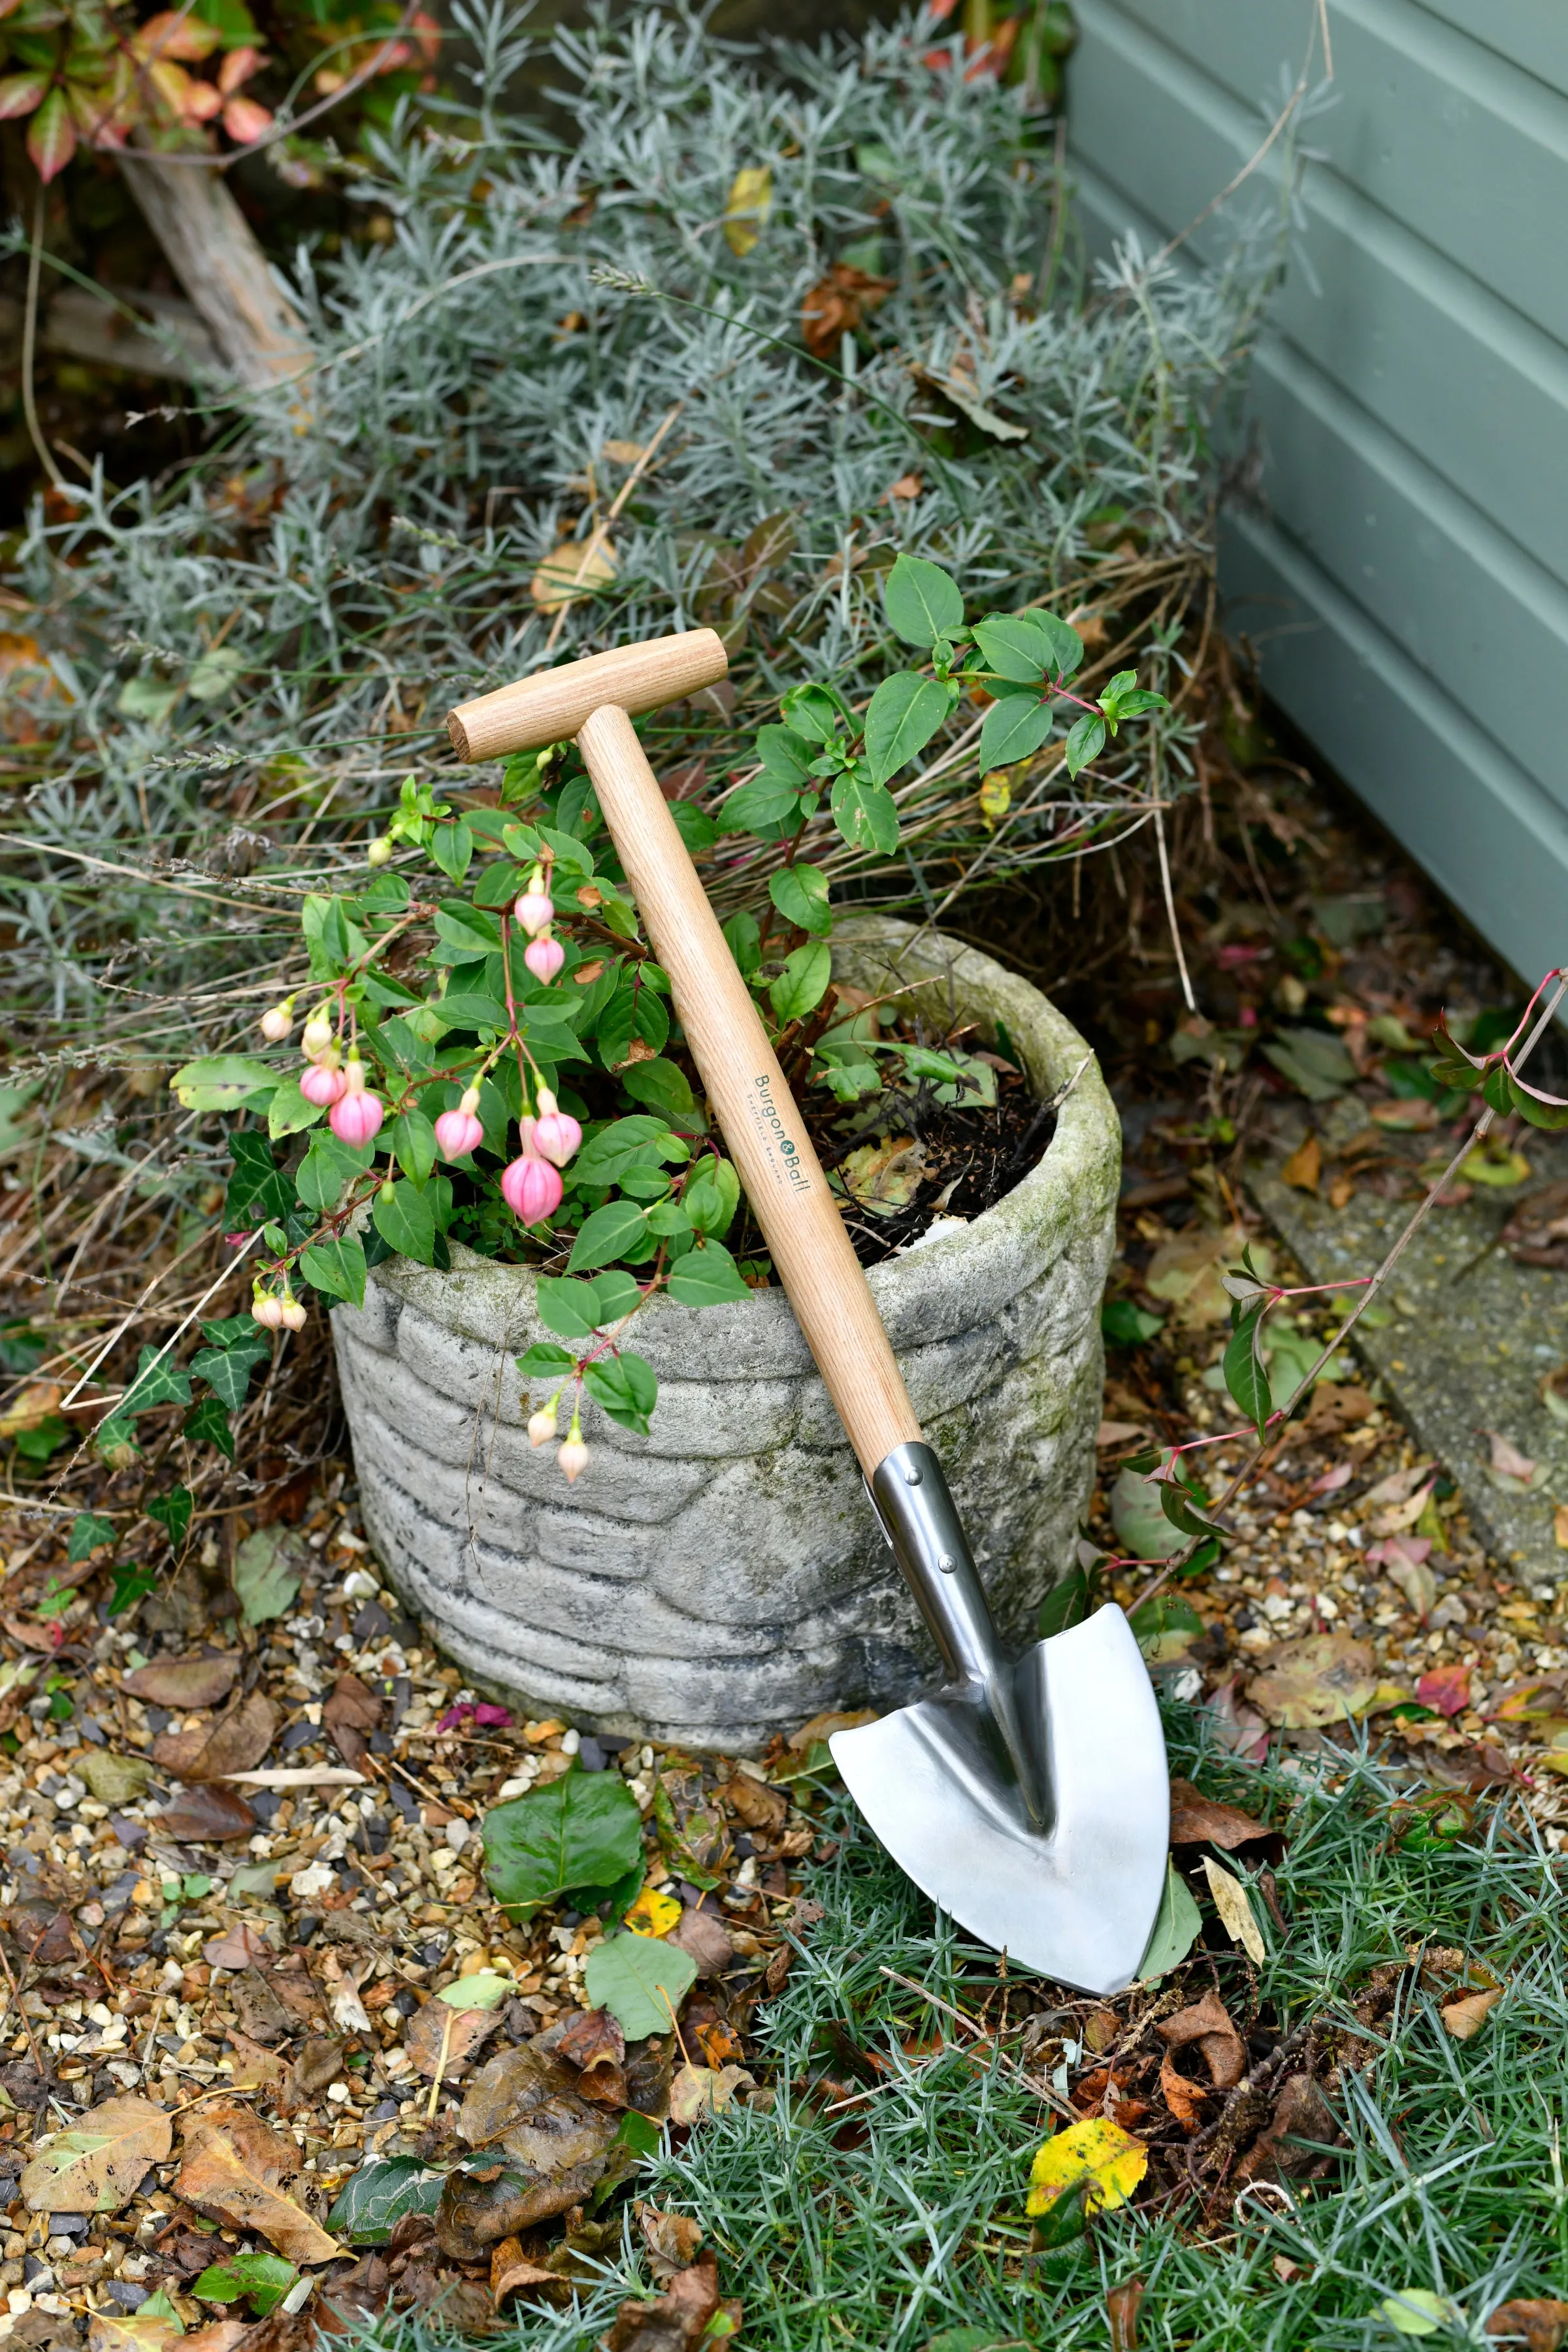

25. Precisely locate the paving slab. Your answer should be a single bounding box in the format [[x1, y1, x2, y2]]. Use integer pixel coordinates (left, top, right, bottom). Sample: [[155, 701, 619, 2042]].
[[1249, 1108, 1568, 1584]]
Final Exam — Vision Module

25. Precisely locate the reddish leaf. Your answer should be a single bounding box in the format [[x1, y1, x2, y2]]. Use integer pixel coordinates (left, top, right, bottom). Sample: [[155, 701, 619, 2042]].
[[159, 1782, 256, 1841], [27, 85, 75, 180], [1416, 1665, 1471, 1719], [1167, 1778, 1274, 1852], [204, 1922, 272, 1970], [1486, 2299, 1568, 2351], [323, 1670, 379, 1770], [0, 70, 49, 120]]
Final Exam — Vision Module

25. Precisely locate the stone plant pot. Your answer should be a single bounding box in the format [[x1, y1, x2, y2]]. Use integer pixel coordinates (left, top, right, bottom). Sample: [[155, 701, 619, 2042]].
[[331, 919, 1120, 1749]]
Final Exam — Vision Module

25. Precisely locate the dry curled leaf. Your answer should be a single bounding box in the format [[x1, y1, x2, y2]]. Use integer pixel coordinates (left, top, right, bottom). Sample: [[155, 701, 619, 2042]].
[[1246, 1632, 1380, 1730], [668, 2062, 753, 2125], [1441, 1987, 1503, 2040], [406, 1995, 501, 2083], [669, 1906, 735, 1979], [22, 2094, 171, 2214], [636, 2202, 703, 2284], [1201, 1855, 1266, 1965], [1281, 1134, 1320, 1192], [322, 1669, 380, 1770], [718, 1772, 785, 1833], [604, 2249, 734, 2352], [204, 1922, 272, 1971], [1486, 2299, 1568, 2350], [1167, 1779, 1273, 1852], [1107, 2278, 1145, 2352], [88, 2316, 181, 2352], [123, 1655, 239, 1709], [174, 2100, 341, 2265], [159, 1782, 257, 1842], [152, 1689, 278, 1782], [1233, 2074, 1342, 2187], [489, 2234, 559, 2306]]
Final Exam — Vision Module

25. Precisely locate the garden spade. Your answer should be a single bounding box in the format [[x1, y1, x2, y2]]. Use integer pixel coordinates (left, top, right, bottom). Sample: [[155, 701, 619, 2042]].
[[448, 630, 1169, 1995]]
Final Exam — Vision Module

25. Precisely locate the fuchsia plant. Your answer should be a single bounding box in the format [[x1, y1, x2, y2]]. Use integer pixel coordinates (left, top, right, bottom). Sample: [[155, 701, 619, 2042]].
[[169, 556, 1173, 1489]]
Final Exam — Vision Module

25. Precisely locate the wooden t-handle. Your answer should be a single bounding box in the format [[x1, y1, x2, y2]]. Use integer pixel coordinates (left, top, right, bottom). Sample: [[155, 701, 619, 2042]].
[[578, 702, 923, 1479]]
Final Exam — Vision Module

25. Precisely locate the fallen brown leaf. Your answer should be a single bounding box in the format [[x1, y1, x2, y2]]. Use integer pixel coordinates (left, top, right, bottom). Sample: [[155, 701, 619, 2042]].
[[1156, 1991, 1245, 2135], [406, 1995, 500, 2083], [159, 1782, 257, 1842], [1246, 1633, 1380, 1729], [1441, 1987, 1503, 2040], [1281, 1134, 1320, 1192], [604, 2250, 736, 2352], [718, 1772, 785, 1833], [290, 2034, 346, 2098], [1167, 1778, 1274, 1852], [181, 2324, 250, 2352], [636, 2202, 702, 2285], [553, 2006, 627, 2107], [1107, 2278, 1145, 2352], [668, 2061, 753, 2125], [800, 262, 893, 359], [1486, 2298, 1568, 2351], [668, 1906, 735, 1979], [323, 1669, 380, 1771], [489, 2233, 559, 2305], [88, 2316, 180, 2352], [123, 1656, 239, 1710], [174, 2099, 341, 2264], [22, 2094, 171, 2214], [1233, 2074, 1342, 2187], [204, 1922, 272, 1971], [787, 1710, 875, 1751], [152, 1690, 278, 1782], [225, 2031, 286, 2093], [319, 1948, 372, 2034]]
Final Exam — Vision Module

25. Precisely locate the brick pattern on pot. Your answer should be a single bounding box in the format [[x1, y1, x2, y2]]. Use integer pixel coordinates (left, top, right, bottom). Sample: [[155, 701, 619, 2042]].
[[331, 921, 1119, 1748]]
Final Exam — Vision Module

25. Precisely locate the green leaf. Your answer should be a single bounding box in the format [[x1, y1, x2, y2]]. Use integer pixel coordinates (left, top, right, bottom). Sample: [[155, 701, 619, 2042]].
[[428, 817, 474, 883], [169, 1055, 280, 1113], [1262, 1027, 1357, 1102], [94, 1418, 139, 1467], [830, 773, 900, 857], [567, 1200, 649, 1273], [863, 672, 950, 785], [120, 1345, 192, 1418], [389, 1109, 438, 1186], [977, 693, 1054, 773], [535, 1269, 640, 1339], [1129, 1593, 1204, 1664], [779, 683, 843, 745], [515, 1342, 576, 1377], [971, 613, 1053, 684], [192, 2253, 297, 2317], [1509, 1072, 1568, 1130], [620, 1058, 696, 1121], [373, 1178, 438, 1264], [232, 1526, 302, 1626], [434, 902, 502, 958], [722, 912, 762, 979], [668, 800, 717, 857], [883, 553, 964, 648], [431, 992, 512, 1034], [299, 1235, 368, 1309], [754, 724, 817, 787], [583, 1350, 658, 1435], [583, 1931, 698, 2039], [1377, 2291, 1462, 2339], [183, 1397, 234, 1460], [1136, 1861, 1203, 1981], [145, 1487, 193, 1552], [1222, 1303, 1271, 1439], [67, 1512, 115, 1564], [483, 1772, 645, 1923], [326, 2158, 446, 2246], [108, 1562, 157, 1620], [1037, 1562, 1096, 1639], [770, 940, 832, 1022], [226, 1133, 294, 1228], [189, 1339, 267, 1411], [718, 773, 804, 835], [266, 1075, 325, 1140], [768, 862, 832, 938], [667, 1238, 751, 1307], [574, 1116, 674, 1187], [681, 1157, 740, 1238], [293, 1131, 372, 1215], [1064, 713, 1107, 777]]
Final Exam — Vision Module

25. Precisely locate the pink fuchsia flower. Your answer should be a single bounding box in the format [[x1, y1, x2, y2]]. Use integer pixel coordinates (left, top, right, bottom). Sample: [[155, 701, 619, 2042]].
[[301, 1058, 347, 1107], [331, 1060, 384, 1147], [501, 1145, 562, 1225], [434, 1698, 514, 1734], [514, 866, 554, 936], [558, 1420, 589, 1484], [532, 1086, 581, 1168], [434, 1107, 483, 1159], [524, 934, 565, 985]]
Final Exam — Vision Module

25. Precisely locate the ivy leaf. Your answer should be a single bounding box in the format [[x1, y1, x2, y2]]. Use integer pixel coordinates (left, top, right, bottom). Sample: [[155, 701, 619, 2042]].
[[977, 693, 1054, 772], [298, 1235, 367, 1309], [67, 1512, 116, 1564], [109, 1563, 157, 1619], [146, 1487, 193, 1553], [862, 672, 950, 785], [883, 553, 964, 649], [120, 1346, 192, 1418], [183, 1397, 234, 1460], [583, 1350, 658, 1435], [225, 1133, 294, 1227], [770, 941, 832, 1022], [373, 1179, 438, 1264], [1222, 1303, 1271, 1439], [567, 1200, 649, 1273], [1064, 713, 1107, 777], [427, 817, 474, 883], [189, 1339, 267, 1411], [829, 774, 900, 857], [667, 1238, 751, 1307], [767, 862, 832, 938]]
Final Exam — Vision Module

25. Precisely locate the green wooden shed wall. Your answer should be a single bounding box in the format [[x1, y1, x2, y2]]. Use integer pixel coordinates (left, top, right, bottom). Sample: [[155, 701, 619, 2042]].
[[1067, 0, 1568, 992]]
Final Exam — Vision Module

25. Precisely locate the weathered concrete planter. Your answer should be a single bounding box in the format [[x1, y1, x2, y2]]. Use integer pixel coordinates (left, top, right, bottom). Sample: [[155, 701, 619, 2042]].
[[332, 919, 1120, 1749]]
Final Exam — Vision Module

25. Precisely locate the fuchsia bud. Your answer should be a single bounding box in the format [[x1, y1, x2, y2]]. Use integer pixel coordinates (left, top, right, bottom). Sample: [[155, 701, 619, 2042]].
[[301, 1008, 334, 1058], [367, 836, 393, 866], [459, 1086, 482, 1117], [525, 934, 565, 985], [330, 1056, 384, 1146], [259, 998, 294, 1043], [514, 866, 554, 936], [527, 1407, 558, 1448], [501, 1147, 563, 1226], [557, 1422, 589, 1484], [532, 1086, 581, 1168], [252, 1289, 285, 1330], [434, 1107, 483, 1159], [301, 1059, 347, 1107], [280, 1295, 307, 1332]]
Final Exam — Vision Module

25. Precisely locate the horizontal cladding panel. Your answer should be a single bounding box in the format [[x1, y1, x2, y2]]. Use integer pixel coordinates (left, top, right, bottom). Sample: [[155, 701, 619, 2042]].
[[1070, 8, 1568, 585], [1245, 340, 1568, 813], [1220, 508, 1568, 997], [1078, 0, 1568, 350], [1407, 0, 1568, 97]]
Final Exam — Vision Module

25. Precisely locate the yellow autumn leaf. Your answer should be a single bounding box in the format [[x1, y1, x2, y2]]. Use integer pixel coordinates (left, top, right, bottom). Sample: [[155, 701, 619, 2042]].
[[625, 1887, 681, 1938], [978, 771, 1011, 827], [1026, 2117, 1147, 2219], [1201, 1854, 1266, 1966], [530, 534, 616, 612], [723, 165, 773, 257]]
